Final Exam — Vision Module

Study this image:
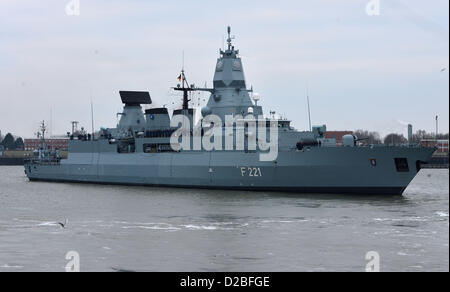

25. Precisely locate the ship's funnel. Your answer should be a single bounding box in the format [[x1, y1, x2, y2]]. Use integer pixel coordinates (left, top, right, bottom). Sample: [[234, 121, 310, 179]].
[[408, 124, 413, 144], [145, 108, 170, 131]]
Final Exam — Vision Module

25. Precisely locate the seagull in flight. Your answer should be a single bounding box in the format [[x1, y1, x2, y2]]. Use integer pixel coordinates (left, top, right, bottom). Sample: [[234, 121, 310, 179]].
[[58, 219, 68, 228]]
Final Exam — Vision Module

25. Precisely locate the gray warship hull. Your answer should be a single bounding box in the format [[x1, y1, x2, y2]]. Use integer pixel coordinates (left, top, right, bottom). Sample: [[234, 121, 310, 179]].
[[24, 141, 434, 195]]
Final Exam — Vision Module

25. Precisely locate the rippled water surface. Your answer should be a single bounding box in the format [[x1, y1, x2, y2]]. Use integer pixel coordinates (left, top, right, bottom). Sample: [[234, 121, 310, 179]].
[[0, 166, 448, 271]]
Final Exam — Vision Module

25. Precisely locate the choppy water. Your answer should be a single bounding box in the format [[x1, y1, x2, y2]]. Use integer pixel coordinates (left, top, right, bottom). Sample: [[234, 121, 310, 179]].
[[0, 166, 448, 272]]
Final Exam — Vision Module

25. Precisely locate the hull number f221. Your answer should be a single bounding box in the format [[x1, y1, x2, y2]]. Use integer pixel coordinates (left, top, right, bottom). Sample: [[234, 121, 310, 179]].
[[240, 167, 262, 177]]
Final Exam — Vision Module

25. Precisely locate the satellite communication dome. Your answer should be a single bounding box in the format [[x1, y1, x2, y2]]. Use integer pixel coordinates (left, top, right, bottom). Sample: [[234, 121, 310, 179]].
[[252, 93, 260, 102]]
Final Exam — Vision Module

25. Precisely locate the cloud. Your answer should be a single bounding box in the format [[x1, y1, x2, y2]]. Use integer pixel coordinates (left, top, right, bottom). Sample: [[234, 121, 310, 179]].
[[0, 0, 448, 137]]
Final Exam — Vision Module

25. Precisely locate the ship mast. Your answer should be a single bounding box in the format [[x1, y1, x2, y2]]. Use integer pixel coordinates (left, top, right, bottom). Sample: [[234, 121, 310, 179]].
[[39, 120, 47, 150], [226, 26, 234, 51], [173, 52, 195, 111]]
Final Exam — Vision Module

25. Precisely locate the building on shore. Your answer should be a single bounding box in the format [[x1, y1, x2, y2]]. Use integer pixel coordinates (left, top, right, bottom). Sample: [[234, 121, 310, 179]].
[[24, 138, 69, 151], [420, 139, 449, 155]]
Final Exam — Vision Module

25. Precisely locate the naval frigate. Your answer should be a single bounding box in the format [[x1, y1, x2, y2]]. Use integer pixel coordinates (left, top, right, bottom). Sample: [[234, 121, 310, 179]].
[[24, 27, 435, 195]]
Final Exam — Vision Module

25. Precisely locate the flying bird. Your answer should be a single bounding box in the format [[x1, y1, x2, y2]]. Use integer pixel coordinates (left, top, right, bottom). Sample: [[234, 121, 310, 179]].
[[58, 219, 68, 228], [441, 68, 446, 72]]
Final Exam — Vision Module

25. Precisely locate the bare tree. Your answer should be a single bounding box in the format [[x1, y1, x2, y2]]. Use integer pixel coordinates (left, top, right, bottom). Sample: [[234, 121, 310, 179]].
[[384, 133, 407, 145], [411, 130, 449, 143], [354, 129, 382, 145]]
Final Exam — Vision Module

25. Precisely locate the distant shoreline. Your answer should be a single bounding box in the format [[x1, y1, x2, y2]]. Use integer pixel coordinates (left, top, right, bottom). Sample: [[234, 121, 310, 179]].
[[0, 150, 68, 166], [0, 158, 24, 166]]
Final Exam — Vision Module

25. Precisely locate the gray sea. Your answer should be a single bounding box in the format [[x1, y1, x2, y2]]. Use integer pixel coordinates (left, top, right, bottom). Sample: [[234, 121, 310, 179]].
[[0, 166, 448, 272]]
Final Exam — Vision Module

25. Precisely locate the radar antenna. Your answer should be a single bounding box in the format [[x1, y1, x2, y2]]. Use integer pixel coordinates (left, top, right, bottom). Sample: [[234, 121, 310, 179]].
[[227, 26, 235, 50]]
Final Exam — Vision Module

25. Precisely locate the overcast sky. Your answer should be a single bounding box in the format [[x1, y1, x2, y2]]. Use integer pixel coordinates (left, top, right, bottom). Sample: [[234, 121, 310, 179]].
[[0, 0, 448, 138]]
